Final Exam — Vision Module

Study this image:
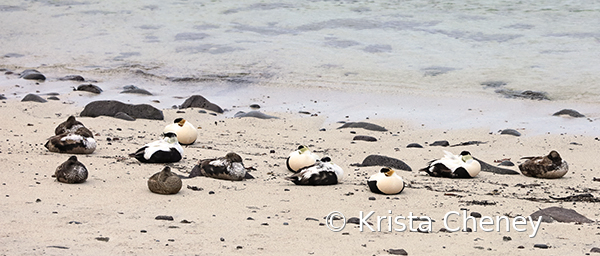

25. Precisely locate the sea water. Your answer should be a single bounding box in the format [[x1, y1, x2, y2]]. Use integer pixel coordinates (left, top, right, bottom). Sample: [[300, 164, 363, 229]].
[[1, 0, 599, 135]]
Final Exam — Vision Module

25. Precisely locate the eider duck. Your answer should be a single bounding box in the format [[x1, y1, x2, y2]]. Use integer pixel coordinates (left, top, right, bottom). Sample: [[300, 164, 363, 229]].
[[286, 145, 320, 172], [285, 157, 343, 185], [54, 116, 93, 137], [367, 167, 405, 195], [54, 155, 88, 183], [189, 152, 254, 181], [129, 132, 183, 163], [420, 151, 481, 178], [147, 166, 183, 194], [45, 130, 97, 154], [519, 150, 568, 179], [163, 118, 198, 145]]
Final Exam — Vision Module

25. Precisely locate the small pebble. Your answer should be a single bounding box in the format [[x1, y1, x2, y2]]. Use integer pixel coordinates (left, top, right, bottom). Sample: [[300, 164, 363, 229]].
[[503, 236, 511, 241], [95, 237, 109, 242], [388, 248, 408, 255], [155, 215, 174, 221], [406, 143, 423, 148], [534, 244, 549, 249], [430, 140, 449, 147], [470, 212, 482, 218], [368, 196, 376, 201]]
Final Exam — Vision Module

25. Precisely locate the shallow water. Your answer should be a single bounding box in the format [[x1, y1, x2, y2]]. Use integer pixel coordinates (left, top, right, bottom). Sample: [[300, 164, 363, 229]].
[[1, 0, 599, 135]]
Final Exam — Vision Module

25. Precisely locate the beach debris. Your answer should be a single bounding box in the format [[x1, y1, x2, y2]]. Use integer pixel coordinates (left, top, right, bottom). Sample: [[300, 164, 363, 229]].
[[450, 141, 487, 147], [58, 75, 85, 81], [460, 200, 497, 206], [387, 248, 408, 255], [481, 80, 507, 88], [180, 95, 223, 113], [552, 109, 585, 118], [534, 244, 549, 249], [186, 185, 203, 191], [351, 155, 412, 171], [76, 84, 103, 94], [155, 215, 174, 221], [121, 85, 152, 95], [494, 88, 550, 100], [19, 69, 46, 80], [114, 112, 135, 121], [474, 157, 519, 175], [503, 236, 512, 241], [0, 94, 6, 100], [497, 160, 515, 166], [81, 100, 164, 120], [21, 94, 47, 103], [430, 140, 449, 147], [148, 166, 183, 195], [234, 110, 278, 119], [95, 237, 109, 242], [337, 122, 388, 131], [500, 129, 521, 136], [353, 135, 377, 142], [406, 143, 423, 148], [529, 206, 593, 223], [47, 245, 69, 249], [548, 193, 600, 202]]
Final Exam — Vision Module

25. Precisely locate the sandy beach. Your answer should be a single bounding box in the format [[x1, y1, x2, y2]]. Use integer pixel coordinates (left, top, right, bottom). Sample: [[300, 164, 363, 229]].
[[1, 91, 599, 255]]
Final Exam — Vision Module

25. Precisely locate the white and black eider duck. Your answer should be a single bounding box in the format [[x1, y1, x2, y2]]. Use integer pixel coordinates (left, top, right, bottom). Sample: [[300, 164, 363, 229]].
[[189, 152, 254, 181], [367, 167, 405, 195], [129, 132, 183, 163], [420, 151, 481, 178], [163, 118, 198, 145], [285, 157, 343, 185], [148, 166, 183, 194], [53, 155, 88, 184], [519, 150, 568, 179], [286, 145, 320, 172]]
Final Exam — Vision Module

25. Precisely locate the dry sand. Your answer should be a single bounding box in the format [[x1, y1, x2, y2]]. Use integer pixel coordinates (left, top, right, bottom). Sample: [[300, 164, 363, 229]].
[[1, 98, 599, 255]]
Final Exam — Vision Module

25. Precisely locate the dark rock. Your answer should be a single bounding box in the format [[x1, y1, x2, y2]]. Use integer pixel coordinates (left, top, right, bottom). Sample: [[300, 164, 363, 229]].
[[20, 69, 46, 80], [81, 100, 164, 120], [368, 196, 376, 200], [450, 141, 487, 147], [0, 94, 6, 100], [470, 212, 482, 218], [503, 236, 512, 241], [76, 84, 103, 94], [553, 109, 585, 118], [347, 217, 360, 224], [4, 53, 24, 58], [21, 94, 47, 103], [337, 122, 387, 131], [481, 81, 507, 88], [121, 85, 152, 95], [388, 248, 408, 255], [114, 112, 135, 121], [534, 244, 549, 249], [351, 155, 412, 171], [234, 111, 278, 119], [495, 88, 550, 100], [47, 96, 60, 101], [474, 158, 520, 175], [500, 129, 521, 136], [305, 217, 319, 221], [155, 215, 174, 221], [353, 135, 377, 142], [430, 140, 449, 147], [249, 104, 260, 109], [58, 75, 85, 81], [498, 160, 514, 166], [517, 245, 524, 249], [406, 143, 423, 148], [529, 206, 593, 223], [591, 247, 600, 253], [180, 95, 223, 113], [95, 237, 109, 242], [47, 246, 69, 249]]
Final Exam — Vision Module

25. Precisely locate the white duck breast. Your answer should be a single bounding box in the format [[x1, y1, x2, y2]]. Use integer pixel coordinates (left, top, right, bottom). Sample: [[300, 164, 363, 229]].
[[285, 157, 343, 185], [164, 118, 198, 145], [130, 132, 183, 163], [286, 145, 319, 172], [420, 151, 481, 178], [368, 168, 405, 195]]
